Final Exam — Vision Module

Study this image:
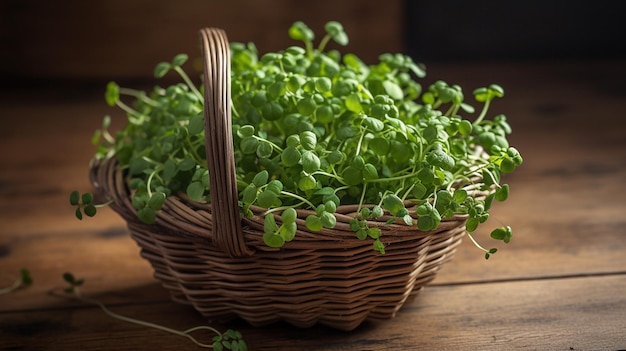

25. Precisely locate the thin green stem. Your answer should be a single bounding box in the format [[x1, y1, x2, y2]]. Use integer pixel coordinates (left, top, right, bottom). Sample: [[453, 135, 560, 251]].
[[0, 277, 22, 295], [355, 127, 367, 156], [304, 40, 314, 59], [262, 203, 305, 216], [444, 103, 460, 117], [94, 199, 114, 208], [317, 34, 332, 52], [67, 291, 218, 348], [115, 100, 142, 122], [173, 66, 204, 102], [310, 170, 340, 179], [119, 88, 159, 107], [473, 100, 491, 126], [356, 182, 368, 214], [253, 135, 284, 152], [466, 232, 489, 254], [280, 191, 317, 209]]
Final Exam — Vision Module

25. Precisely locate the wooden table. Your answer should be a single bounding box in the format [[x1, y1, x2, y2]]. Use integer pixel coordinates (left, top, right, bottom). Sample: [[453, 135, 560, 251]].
[[1, 60, 625, 350]]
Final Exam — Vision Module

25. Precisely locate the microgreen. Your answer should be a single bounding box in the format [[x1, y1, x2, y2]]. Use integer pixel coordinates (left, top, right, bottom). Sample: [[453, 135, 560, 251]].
[[73, 21, 522, 258], [58, 273, 247, 350], [69, 190, 113, 220], [0, 269, 32, 295]]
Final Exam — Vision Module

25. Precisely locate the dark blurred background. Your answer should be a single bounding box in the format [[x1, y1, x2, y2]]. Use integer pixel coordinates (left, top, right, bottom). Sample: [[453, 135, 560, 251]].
[[1, 0, 624, 90]]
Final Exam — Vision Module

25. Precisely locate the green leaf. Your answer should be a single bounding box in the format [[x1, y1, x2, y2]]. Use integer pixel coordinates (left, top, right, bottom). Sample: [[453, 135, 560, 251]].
[[105, 82, 120, 106], [355, 228, 368, 240], [301, 150, 321, 173], [297, 97, 317, 116], [314, 105, 334, 124], [81, 193, 94, 205], [345, 93, 362, 113], [137, 207, 157, 223], [148, 192, 166, 210], [252, 170, 269, 187], [382, 194, 404, 217], [83, 205, 97, 217], [279, 222, 297, 242], [298, 174, 317, 191], [382, 80, 404, 100], [240, 137, 259, 154], [501, 157, 516, 173], [20, 269, 33, 286], [63, 272, 77, 285], [402, 214, 413, 226], [287, 75, 304, 92], [363, 163, 378, 180], [426, 148, 455, 170], [237, 125, 255, 139], [162, 159, 178, 180], [325, 21, 348, 46], [417, 215, 436, 231], [300, 131, 317, 150], [368, 137, 389, 156], [69, 191, 80, 206], [153, 62, 171, 78], [242, 184, 257, 205], [263, 213, 279, 234], [268, 81, 287, 98], [320, 211, 337, 228], [305, 215, 323, 231], [491, 226, 513, 243], [178, 158, 197, 172], [371, 205, 384, 218], [466, 217, 480, 232], [315, 77, 332, 93], [186, 181, 205, 201], [188, 115, 204, 135], [495, 184, 510, 201], [266, 180, 283, 194], [281, 146, 302, 167], [341, 166, 363, 185], [453, 189, 468, 203], [489, 84, 505, 97], [262, 101, 283, 121], [363, 116, 384, 132], [263, 231, 285, 248], [171, 53, 188, 67], [473, 87, 489, 102], [367, 227, 381, 239], [324, 200, 337, 213], [257, 190, 277, 208], [458, 120, 472, 135], [373, 239, 385, 254], [281, 208, 297, 223], [131, 193, 147, 210], [288, 21, 314, 42]]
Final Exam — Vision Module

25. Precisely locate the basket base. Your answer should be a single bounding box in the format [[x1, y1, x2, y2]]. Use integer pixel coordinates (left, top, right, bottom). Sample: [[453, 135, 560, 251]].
[[126, 219, 465, 331]]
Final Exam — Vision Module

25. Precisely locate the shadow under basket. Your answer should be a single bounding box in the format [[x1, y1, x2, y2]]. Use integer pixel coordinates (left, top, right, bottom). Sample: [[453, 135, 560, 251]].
[[89, 27, 470, 332]]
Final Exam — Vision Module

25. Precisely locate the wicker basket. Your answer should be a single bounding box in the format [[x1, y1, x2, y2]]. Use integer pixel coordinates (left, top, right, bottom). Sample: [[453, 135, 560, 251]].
[[90, 28, 472, 331]]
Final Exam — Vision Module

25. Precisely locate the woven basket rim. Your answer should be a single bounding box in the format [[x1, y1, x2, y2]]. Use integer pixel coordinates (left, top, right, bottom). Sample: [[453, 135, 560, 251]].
[[91, 156, 472, 252]]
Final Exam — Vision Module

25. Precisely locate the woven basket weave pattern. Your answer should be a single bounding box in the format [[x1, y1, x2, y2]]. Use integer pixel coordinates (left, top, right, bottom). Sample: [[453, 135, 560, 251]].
[[89, 27, 471, 331]]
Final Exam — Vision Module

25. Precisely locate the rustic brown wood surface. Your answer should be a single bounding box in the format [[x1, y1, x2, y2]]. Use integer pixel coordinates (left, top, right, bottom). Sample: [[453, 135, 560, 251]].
[[1, 60, 625, 350]]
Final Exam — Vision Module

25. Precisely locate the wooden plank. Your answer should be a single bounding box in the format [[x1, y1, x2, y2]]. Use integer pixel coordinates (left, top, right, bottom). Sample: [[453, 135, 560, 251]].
[[2, 275, 624, 350]]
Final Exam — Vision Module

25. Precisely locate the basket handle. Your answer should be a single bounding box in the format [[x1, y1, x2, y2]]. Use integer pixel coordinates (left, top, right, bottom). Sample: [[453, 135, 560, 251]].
[[199, 28, 254, 257]]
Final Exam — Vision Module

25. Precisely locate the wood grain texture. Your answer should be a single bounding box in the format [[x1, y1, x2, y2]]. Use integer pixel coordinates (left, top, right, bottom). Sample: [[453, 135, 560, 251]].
[[1, 60, 625, 350], [2, 276, 624, 350]]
